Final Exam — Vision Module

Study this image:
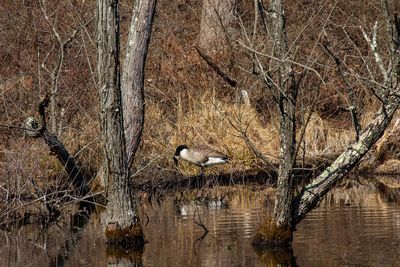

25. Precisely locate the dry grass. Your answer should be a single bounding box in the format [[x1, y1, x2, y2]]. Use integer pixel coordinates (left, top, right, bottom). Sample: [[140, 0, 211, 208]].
[[140, 89, 279, 176], [139, 88, 366, 178], [1, 0, 399, 195], [304, 113, 354, 155]]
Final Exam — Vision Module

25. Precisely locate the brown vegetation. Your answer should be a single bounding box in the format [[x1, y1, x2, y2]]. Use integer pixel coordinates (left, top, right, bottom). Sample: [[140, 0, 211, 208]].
[[1, 0, 399, 228]]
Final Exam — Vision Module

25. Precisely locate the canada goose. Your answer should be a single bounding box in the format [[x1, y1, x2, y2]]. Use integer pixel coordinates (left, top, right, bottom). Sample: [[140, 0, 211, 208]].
[[173, 145, 229, 174]]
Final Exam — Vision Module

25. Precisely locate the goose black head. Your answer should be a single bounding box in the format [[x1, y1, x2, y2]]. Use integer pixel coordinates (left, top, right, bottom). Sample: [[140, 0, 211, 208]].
[[173, 144, 188, 166]]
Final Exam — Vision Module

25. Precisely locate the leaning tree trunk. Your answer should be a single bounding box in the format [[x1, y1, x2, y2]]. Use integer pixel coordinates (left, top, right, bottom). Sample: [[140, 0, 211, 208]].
[[293, 0, 400, 227], [97, 0, 145, 248], [293, 93, 400, 223]]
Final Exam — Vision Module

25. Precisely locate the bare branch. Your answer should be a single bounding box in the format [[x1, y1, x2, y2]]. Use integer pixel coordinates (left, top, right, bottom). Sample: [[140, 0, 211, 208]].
[[236, 39, 326, 85], [361, 22, 389, 85], [322, 42, 361, 140], [40, 0, 83, 134], [381, 0, 397, 54]]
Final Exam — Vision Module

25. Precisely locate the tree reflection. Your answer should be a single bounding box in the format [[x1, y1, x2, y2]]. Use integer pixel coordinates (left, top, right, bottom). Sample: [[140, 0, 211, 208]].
[[254, 246, 298, 267], [105, 247, 144, 267]]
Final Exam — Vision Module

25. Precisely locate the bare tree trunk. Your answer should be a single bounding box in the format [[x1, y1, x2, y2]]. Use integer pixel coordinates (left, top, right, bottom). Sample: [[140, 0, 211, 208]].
[[97, 0, 145, 248], [249, 0, 299, 248], [198, 0, 237, 53], [122, 0, 157, 171], [270, 0, 296, 231]]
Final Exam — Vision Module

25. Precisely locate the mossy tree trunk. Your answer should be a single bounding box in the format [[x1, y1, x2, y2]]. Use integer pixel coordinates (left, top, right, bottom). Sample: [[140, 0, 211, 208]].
[[97, 0, 156, 249]]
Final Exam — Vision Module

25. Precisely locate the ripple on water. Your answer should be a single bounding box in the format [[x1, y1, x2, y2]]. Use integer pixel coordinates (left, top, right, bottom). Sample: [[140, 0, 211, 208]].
[[2, 186, 400, 266], [294, 203, 400, 267]]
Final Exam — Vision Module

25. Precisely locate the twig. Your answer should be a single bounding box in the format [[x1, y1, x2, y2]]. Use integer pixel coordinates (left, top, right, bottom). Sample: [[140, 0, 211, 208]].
[[73, 136, 100, 158], [0, 124, 35, 132], [322, 42, 361, 141], [293, 81, 321, 162], [235, 39, 326, 85], [192, 205, 208, 256], [40, 0, 83, 134], [209, 99, 277, 171]]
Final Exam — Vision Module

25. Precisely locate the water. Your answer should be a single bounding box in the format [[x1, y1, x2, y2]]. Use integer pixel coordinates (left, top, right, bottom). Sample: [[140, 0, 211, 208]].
[[1, 183, 400, 266]]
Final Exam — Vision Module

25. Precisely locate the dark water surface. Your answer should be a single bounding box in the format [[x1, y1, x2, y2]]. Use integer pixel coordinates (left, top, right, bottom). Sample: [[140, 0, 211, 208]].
[[1, 184, 400, 266]]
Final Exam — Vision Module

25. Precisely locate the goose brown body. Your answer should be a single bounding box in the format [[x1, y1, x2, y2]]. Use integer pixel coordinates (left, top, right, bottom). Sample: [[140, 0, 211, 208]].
[[173, 145, 229, 168]]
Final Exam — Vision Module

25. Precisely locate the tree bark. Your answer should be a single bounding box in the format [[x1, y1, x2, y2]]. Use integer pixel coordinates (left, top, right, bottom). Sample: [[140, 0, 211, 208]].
[[122, 0, 157, 171], [198, 0, 237, 53], [292, 0, 400, 225], [250, 0, 298, 247], [253, 0, 400, 249], [269, 0, 297, 229], [97, 0, 145, 248]]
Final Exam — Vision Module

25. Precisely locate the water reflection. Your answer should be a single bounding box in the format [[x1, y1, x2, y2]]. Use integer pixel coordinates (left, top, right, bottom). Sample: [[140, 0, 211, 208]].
[[254, 248, 297, 266], [1, 180, 400, 266], [142, 191, 268, 266], [295, 182, 400, 266]]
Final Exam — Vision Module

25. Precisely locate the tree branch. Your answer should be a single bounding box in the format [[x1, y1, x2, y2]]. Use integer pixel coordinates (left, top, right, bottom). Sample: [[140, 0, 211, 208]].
[[195, 45, 237, 87], [322, 42, 361, 141], [361, 22, 389, 85]]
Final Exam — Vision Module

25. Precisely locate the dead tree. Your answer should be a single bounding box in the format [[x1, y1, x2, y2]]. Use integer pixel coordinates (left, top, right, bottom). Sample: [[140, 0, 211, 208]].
[[39, 0, 82, 136], [293, 0, 400, 222], [97, 0, 157, 249]]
